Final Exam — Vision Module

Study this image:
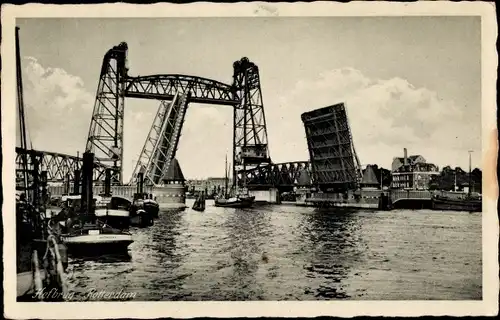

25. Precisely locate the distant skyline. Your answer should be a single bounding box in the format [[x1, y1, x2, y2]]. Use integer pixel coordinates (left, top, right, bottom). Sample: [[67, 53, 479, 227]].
[[16, 17, 481, 179]]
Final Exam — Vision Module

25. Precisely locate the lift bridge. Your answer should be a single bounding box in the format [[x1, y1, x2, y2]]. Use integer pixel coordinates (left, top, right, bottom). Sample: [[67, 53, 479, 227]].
[[16, 42, 313, 192]]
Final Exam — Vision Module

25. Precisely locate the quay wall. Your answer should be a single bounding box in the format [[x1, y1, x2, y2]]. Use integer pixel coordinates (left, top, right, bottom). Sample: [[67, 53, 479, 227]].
[[390, 190, 432, 203], [304, 189, 386, 209], [297, 189, 432, 209]]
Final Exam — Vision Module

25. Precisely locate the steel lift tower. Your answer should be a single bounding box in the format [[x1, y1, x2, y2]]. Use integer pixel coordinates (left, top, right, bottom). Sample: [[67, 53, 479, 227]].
[[86, 43, 128, 185], [232, 58, 271, 187]]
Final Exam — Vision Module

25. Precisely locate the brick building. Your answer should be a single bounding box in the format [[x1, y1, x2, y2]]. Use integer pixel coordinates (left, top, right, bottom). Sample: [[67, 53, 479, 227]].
[[391, 148, 439, 190]]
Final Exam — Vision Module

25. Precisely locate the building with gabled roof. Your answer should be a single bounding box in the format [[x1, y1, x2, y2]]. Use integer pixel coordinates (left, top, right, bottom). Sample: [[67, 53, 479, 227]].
[[392, 148, 426, 172], [360, 165, 380, 189]]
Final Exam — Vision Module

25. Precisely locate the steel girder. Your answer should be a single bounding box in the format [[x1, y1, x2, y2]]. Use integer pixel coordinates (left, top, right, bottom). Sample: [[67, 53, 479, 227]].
[[15, 147, 108, 184], [242, 161, 311, 189], [301, 104, 362, 191], [129, 93, 190, 185], [232, 57, 271, 186], [124, 75, 237, 105]]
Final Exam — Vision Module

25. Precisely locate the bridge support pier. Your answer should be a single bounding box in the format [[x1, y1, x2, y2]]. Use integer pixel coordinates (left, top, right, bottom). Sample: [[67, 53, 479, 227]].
[[249, 188, 280, 204], [152, 184, 186, 209]]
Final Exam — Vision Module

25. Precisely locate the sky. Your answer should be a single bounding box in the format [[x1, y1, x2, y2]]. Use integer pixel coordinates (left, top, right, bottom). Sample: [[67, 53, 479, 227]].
[[15, 17, 482, 180]]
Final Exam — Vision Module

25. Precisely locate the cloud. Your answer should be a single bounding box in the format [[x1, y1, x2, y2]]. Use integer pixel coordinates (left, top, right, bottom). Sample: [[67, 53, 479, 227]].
[[20, 58, 480, 180], [21, 56, 94, 155], [122, 101, 232, 180], [268, 67, 480, 169], [20, 57, 233, 180]]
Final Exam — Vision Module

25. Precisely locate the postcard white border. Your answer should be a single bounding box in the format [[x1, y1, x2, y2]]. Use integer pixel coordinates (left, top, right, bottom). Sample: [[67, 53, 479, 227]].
[[2, 1, 498, 318]]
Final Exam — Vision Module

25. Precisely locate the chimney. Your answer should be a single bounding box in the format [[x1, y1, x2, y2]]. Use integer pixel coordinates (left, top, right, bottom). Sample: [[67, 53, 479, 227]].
[[80, 152, 94, 214], [137, 172, 144, 195], [64, 173, 70, 195], [73, 169, 80, 195], [104, 168, 111, 197], [403, 148, 408, 166]]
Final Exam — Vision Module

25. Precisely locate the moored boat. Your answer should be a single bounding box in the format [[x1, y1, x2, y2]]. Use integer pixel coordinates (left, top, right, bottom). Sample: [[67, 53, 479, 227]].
[[61, 222, 133, 254], [131, 193, 159, 221], [16, 27, 67, 301], [95, 195, 132, 229], [431, 193, 482, 212], [130, 194, 155, 227], [131, 172, 160, 219], [60, 152, 134, 256], [143, 198, 160, 218], [431, 152, 482, 213]]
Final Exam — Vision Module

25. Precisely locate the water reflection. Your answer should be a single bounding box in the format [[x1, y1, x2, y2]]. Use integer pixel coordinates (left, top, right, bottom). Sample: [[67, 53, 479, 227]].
[[70, 253, 132, 263], [131, 208, 188, 300], [298, 208, 366, 299], [219, 207, 271, 300], [64, 205, 481, 301]]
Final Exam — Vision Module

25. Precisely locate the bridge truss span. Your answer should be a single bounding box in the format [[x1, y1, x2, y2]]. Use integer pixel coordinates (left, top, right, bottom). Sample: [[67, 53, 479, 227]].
[[124, 75, 237, 105], [15, 148, 108, 184], [242, 161, 312, 191]]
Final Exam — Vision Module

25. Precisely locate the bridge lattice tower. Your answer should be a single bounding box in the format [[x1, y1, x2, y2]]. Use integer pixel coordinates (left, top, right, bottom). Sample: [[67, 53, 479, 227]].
[[85, 43, 128, 184], [232, 58, 271, 187]]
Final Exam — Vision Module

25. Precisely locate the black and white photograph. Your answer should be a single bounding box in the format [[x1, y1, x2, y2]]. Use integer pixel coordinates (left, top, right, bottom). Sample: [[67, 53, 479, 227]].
[[2, 1, 498, 318]]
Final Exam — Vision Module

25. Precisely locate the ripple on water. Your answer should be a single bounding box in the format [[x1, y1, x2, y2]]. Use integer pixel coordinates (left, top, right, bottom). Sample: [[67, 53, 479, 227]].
[[66, 204, 482, 300]]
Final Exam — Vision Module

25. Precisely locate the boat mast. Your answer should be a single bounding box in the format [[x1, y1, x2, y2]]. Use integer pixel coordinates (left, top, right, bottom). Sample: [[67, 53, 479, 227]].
[[468, 150, 473, 195], [16, 26, 30, 201], [380, 168, 383, 190], [454, 170, 457, 191], [224, 154, 228, 198], [242, 158, 246, 190]]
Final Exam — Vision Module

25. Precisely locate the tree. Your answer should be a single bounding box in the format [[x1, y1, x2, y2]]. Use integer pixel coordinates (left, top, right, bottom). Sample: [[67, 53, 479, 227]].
[[429, 175, 440, 190], [471, 168, 482, 193], [429, 167, 482, 192]]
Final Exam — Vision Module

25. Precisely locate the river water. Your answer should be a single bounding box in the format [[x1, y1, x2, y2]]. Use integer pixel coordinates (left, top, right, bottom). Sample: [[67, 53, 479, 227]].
[[65, 200, 482, 301]]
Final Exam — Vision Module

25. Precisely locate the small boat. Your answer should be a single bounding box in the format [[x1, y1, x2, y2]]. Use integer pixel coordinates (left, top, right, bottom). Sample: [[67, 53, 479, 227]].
[[192, 191, 206, 211], [62, 221, 133, 255], [214, 194, 255, 208], [131, 193, 159, 220], [213, 154, 255, 208], [143, 198, 160, 219], [129, 209, 154, 227], [95, 195, 132, 229], [130, 194, 155, 227]]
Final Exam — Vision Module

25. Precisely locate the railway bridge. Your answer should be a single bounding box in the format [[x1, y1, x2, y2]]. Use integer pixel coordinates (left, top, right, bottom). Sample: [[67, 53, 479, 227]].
[[16, 42, 313, 198]]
